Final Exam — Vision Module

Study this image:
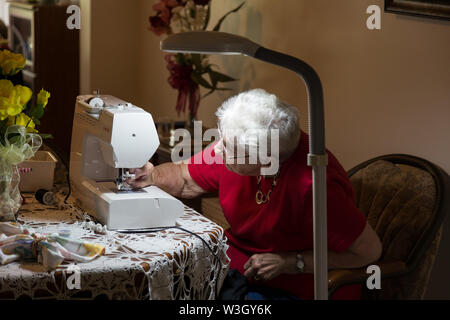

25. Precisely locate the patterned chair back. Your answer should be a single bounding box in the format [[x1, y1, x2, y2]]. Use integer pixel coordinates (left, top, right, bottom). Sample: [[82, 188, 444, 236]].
[[348, 155, 449, 299]]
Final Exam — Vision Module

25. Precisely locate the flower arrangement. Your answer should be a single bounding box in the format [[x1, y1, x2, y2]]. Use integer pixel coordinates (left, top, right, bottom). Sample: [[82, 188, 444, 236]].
[[0, 50, 50, 136], [0, 49, 51, 222], [148, 0, 245, 121]]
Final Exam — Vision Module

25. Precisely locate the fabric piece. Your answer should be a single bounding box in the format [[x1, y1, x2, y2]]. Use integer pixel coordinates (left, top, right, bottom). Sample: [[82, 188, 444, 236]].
[[188, 130, 367, 300], [0, 222, 105, 270]]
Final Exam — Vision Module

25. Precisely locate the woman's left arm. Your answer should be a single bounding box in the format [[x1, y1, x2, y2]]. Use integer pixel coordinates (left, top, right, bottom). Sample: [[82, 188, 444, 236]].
[[244, 222, 382, 280]]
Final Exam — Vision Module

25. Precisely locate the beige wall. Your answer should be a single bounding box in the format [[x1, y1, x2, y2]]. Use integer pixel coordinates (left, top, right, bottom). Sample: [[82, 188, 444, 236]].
[[82, 0, 450, 173], [80, 0, 141, 99]]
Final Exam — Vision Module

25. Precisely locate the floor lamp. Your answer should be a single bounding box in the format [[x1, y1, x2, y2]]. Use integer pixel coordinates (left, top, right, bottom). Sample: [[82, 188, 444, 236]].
[[161, 31, 329, 300]]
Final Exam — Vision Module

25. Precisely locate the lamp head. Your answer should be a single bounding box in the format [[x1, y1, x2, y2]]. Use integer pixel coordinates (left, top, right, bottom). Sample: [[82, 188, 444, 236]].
[[160, 31, 261, 56]]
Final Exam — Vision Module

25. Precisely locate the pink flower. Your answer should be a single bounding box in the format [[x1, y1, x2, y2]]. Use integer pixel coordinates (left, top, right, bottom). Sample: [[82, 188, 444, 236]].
[[148, 15, 171, 36], [149, 0, 185, 34], [165, 54, 200, 117]]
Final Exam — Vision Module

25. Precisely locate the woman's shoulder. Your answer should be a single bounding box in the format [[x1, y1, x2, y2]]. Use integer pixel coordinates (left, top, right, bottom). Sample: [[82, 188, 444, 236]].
[[284, 131, 352, 187]]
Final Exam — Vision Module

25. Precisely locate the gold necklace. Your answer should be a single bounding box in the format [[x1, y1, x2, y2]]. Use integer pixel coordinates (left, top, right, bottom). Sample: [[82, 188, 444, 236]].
[[255, 171, 280, 205]]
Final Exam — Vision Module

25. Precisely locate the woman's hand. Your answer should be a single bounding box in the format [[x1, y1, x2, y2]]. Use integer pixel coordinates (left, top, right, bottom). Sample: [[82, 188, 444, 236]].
[[126, 162, 155, 188], [125, 162, 206, 198], [243, 252, 297, 281]]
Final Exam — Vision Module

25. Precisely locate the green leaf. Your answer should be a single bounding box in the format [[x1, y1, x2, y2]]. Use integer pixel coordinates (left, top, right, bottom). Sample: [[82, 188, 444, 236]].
[[202, 89, 214, 98], [191, 72, 214, 89], [213, 2, 245, 31], [203, 2, 211, 30], [208, 71, 218, 88], [210, 70, 237, 83], [175, 53, 187, 65], [190, 54, 203, 69], [30, 105, 44, 120], [198, 68, 210, 75], [0, 118, 7, 138]]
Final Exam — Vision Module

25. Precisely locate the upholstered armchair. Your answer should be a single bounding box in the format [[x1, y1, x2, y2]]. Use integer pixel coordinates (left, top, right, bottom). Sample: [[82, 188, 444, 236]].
[[328, 154, 450, 299]]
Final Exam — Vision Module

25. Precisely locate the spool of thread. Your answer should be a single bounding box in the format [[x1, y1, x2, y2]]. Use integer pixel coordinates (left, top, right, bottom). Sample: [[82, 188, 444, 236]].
[[89, 97, 104, 108], [35, 189, 55, 205]]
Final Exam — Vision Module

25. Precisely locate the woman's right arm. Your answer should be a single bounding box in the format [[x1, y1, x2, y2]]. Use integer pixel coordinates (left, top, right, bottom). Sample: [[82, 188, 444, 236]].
[[126, 162, 207, 198]]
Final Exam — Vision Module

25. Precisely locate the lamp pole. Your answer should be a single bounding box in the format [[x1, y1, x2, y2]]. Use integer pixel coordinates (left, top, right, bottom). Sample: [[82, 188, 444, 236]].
[[253, 47, 328, 300], [161, 31, 328, 300]]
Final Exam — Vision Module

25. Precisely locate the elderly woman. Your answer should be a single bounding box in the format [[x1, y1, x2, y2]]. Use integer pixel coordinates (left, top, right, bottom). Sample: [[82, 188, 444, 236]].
[[127, 89, 382, 300]]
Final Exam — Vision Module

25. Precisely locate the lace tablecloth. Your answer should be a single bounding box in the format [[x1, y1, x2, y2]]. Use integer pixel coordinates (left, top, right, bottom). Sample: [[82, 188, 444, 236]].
[[0, 189, 230, 300]]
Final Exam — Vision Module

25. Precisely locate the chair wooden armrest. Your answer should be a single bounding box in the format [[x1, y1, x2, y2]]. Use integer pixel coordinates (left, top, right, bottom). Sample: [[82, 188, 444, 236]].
[[328, 260, 406, 294]]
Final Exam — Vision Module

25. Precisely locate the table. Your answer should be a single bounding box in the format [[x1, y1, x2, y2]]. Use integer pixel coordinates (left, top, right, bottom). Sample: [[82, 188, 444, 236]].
[[0, 189, 230, 300]]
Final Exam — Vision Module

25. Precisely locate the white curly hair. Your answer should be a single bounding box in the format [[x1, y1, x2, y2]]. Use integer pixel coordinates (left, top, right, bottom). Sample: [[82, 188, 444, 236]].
[[216, 88, 301, 161]]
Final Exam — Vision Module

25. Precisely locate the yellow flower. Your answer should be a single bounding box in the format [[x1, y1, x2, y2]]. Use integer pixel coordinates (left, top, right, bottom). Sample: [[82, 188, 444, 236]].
[[37, 89, 50, 108], [0, 78, 13, 96], [0, 80, 33, 120], [0, 50, 26, 76], [6, 112, 37, 133], [0, 79, 22, 120], [16, 85, 32, 106]]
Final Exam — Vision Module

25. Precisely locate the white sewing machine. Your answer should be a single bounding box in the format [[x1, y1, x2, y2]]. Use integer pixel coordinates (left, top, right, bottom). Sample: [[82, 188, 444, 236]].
[[69, 94, 184, 230]]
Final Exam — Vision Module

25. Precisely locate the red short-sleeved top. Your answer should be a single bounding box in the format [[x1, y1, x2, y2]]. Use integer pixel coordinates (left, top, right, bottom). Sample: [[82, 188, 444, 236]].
[[188, 130, 366, 300]]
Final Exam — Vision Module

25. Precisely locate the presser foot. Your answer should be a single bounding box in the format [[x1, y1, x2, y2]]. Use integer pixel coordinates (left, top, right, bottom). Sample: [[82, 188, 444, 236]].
[[116, 168, 136, 192]]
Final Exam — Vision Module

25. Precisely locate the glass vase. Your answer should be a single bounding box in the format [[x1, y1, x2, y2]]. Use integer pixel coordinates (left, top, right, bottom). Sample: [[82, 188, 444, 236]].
[[0, 163, 22, 222]]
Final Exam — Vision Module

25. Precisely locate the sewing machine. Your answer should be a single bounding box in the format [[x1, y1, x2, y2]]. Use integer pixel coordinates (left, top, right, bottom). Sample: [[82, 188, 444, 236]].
[[69, 94, 184, 230]]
